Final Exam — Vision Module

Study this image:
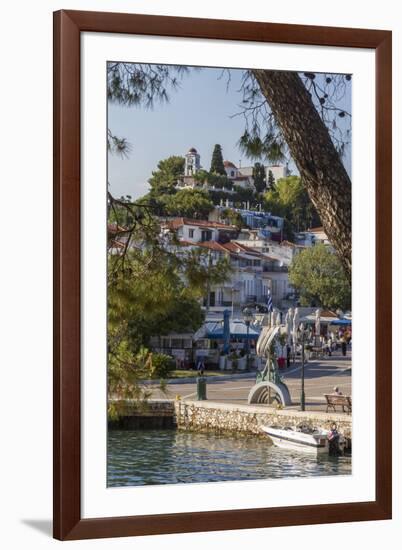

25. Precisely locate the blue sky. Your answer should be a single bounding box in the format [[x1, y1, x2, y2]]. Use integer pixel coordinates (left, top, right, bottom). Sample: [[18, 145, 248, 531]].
[[108, 67, 351, 199]]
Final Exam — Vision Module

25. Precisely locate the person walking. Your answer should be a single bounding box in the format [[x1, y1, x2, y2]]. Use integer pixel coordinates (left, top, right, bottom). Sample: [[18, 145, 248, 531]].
[[327, 336, 333, 356], [196, 358, 205, 375], [341, 335, 347, 357]]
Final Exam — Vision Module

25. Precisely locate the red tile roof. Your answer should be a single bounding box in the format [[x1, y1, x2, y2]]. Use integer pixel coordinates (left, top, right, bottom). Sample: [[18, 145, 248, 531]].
[[307, 226, 325, 233], [280, 240, 305, 248], [166, 217, 237, 231], [174, 239, 264, 258], [225, 241, 260, 256]]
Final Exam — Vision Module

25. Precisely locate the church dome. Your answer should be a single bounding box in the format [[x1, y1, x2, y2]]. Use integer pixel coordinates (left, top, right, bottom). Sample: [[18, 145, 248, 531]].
[[188, 147, 198, 154]]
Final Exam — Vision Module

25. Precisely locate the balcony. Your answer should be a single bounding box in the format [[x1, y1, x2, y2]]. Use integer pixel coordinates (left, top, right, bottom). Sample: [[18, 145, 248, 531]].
[[262, 265, 288, 273]]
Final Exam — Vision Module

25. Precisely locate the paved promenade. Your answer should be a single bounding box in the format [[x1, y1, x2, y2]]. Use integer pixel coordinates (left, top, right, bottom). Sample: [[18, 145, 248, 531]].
[[147, 351, 351, 412]]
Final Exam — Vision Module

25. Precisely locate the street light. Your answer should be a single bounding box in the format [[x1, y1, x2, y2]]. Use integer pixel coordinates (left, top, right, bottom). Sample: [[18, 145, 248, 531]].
[[243, 307, 254, 370], [299, 322, 306, 411]]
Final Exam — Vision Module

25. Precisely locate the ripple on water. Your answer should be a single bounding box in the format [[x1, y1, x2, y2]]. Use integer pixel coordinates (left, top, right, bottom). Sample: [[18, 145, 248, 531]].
[[107, 429, 351, 487]]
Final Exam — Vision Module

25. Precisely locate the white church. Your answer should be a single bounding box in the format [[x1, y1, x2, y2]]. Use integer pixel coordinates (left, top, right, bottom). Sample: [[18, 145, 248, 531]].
[[177, 146, 288, 192]]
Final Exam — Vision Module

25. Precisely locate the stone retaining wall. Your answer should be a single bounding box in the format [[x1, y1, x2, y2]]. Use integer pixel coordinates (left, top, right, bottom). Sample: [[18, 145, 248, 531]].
[[174, 400, 352, 441], [108, 399, 176, 430], [109, 399, 352, 446]]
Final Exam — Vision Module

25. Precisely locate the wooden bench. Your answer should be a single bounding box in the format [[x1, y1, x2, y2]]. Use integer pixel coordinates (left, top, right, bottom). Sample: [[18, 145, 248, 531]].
[[324, 394, 352, 414]]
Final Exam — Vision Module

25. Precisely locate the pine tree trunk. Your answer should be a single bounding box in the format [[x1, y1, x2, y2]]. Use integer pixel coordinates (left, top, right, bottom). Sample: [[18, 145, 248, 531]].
[[252, 70, 351, 277]]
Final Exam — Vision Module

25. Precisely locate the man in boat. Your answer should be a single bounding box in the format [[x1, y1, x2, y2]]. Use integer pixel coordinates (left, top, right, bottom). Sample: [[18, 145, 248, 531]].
[[327, 423, 343, 456]]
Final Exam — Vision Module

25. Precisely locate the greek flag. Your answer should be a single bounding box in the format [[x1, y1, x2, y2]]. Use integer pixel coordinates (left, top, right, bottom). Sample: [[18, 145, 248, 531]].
[[266, 289, 273, 312]]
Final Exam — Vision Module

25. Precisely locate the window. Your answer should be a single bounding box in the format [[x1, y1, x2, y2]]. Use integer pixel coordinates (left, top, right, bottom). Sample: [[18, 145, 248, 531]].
[[188, 228, 194, 238], [201, 230, 212, 242]]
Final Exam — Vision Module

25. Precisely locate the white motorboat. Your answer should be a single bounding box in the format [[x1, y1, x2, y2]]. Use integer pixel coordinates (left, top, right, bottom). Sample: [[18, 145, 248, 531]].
[[261, 424, 330, 454]]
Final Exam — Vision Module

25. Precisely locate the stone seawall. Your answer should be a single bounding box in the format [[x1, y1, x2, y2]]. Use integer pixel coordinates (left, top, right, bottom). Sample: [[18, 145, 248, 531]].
[[108, 399, 176, 430], [108, 399, 352, 447], [174, 400, 352, 442]]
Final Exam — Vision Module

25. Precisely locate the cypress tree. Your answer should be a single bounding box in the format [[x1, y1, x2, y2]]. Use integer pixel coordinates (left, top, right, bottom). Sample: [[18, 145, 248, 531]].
[[252, 162, 267, 193], [210, 144, 226, 175], [267, 169, 276, 190]]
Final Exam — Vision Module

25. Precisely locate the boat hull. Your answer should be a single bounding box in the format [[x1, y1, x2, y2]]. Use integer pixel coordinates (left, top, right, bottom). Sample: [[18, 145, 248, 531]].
[[261, 426, 329, 454]]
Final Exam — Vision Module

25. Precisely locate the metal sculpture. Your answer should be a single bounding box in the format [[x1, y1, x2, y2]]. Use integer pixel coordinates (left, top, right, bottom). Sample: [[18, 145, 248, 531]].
[[248, 313, 292, 406]]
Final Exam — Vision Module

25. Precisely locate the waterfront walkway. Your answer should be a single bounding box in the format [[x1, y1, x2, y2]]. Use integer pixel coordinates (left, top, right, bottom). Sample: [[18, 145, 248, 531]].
[[147, 351, 351, 412]]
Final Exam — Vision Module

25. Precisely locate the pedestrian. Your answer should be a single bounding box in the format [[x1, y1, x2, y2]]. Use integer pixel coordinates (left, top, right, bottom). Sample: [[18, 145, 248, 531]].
[[327, 336, 332, 356], [197, 359, 205, 374], [341, 336, 347, 357], [332, 386, 343, 395]]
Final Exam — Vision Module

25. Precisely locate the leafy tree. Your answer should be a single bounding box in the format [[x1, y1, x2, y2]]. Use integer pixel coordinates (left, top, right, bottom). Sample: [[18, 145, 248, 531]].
[[182, 248, 232, 313], [267, 169, 276, 190], [107, 216, 233, 405], [208, 189, 233, 206], [233, 186, 255, 207], [108, 247, 204, 401], [252, 162, 266, 193], [148, 155, 185, 195], [210, 144, 226, 175], [263, 176, 320, 238], [220, 208, 245, 229], [163, 188, 214, 219], [147, 353, 175, 379], [288, 243, 351, 310]]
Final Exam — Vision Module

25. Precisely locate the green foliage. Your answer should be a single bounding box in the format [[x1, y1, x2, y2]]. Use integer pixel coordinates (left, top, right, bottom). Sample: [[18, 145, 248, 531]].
[[182, 249, 232, 298], [252, 162, 266, 193], [267, 169, 276, 190], [107, 63, 189, 108], [163, 188, 214, 219], [107, 219, 233, 405], [148, 353, 175, 379], [107, 245, 204, 406], [193, 169, 233, 190], [263, 176, 320, 238], [210, 144, 226, 175], [288, 243, 351, 310], [208, 189, 233, 206], [238, 130, 286, 163], [148, 156, 185, 194], [233, 185, 255, 206], [220, 208, 245, 229]]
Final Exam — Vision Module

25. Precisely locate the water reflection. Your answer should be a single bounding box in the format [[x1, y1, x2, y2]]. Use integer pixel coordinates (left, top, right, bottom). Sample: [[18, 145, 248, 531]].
[[107, 429, 351, 487]]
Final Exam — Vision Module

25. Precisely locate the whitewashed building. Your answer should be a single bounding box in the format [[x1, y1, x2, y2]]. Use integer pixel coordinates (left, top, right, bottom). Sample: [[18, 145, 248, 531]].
[[295, 226, 334, 250], [162, 217, 238, 244]]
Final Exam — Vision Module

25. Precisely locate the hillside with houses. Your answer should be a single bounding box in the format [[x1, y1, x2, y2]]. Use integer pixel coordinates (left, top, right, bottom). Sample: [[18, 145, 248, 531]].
[[107, 144, 348, 370]]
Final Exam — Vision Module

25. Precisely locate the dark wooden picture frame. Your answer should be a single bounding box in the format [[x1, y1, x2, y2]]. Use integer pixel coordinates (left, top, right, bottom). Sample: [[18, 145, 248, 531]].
[[53, 10, 392, 541]]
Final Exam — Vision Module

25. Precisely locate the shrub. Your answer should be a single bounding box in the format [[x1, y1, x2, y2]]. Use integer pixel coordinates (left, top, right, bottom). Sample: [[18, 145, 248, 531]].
[[149, 353, 175, 379]]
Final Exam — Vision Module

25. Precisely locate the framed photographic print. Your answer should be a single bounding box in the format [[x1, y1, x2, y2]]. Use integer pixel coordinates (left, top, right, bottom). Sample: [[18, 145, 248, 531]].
[[53, 10, 392, 540]]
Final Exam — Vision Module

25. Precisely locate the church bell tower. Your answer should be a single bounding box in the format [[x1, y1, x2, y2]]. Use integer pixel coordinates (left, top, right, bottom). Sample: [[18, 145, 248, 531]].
[[184, 147, 201, 176]]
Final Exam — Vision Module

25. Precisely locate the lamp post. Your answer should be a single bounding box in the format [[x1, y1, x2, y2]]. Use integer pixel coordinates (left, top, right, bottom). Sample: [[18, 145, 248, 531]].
[[299, 322, 306, 411], [243, 307, 254, 370]]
